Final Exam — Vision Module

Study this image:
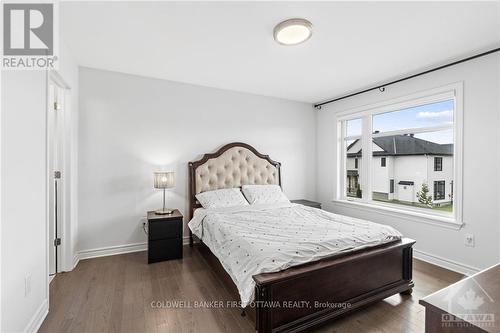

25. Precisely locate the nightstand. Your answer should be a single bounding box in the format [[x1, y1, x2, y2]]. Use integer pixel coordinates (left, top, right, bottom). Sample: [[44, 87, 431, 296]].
[[291, 199, 322, 209], [147, 210, 183, 263]]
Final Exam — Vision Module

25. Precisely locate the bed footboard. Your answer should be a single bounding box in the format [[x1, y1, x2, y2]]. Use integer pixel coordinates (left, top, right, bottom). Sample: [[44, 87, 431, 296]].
[[253, 238, 415, 333]]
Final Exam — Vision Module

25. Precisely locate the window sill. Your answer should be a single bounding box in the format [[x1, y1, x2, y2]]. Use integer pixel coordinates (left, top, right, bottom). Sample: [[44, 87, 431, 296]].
[[331, 199, 464, 230]]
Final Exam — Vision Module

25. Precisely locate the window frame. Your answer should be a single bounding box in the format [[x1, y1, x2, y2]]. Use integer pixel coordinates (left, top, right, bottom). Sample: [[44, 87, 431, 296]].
[[335, 83, 463, 227], [381, 157, 386, 167], [434, 157, 443, 171], [434, 180, 446, 200]]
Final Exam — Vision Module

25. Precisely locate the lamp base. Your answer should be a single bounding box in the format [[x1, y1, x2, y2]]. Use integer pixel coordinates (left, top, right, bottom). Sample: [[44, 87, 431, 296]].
[[155, 208, 173, 215]]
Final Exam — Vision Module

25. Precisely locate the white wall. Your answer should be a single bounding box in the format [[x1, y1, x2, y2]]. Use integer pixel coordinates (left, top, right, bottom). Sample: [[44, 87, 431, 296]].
[[371, 156, 390, 194], [0, 43, 78, 333], [78, 67, 316, 253], [317, 53, 500, 273], [393, 155, 427, 202], [1, 71, 48, 332], [498, 57, 500, 263]]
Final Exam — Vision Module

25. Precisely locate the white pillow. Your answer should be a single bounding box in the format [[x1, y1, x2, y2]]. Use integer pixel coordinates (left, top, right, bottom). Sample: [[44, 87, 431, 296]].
[[242, 185, 290, 205], [196, 188, 249, 209]]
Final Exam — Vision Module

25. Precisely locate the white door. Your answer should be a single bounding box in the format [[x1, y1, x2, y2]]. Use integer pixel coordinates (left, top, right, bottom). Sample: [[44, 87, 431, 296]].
[[48, 82, 64, 276]]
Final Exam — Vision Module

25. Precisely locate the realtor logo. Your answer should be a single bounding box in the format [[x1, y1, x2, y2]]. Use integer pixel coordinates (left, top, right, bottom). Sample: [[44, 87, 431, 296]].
[[4, 3, 53, 55], [2, 2, 58, 69]]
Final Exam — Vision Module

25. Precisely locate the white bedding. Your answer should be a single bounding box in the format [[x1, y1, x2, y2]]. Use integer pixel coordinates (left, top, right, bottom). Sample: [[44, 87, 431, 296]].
[[188, 203, 402, 307]]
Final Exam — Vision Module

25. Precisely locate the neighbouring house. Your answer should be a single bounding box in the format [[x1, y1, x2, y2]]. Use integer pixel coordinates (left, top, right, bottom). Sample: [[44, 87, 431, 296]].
[[346, 134, 454, 206]]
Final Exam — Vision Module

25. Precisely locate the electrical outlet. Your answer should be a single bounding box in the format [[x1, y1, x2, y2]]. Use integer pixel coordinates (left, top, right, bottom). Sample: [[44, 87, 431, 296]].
[[25, 274, 31, 297], [464, 234, 475, 247]]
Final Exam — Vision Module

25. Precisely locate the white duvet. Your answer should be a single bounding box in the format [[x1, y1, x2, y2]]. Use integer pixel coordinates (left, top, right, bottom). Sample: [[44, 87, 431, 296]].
[[188, 203, 402, 307]]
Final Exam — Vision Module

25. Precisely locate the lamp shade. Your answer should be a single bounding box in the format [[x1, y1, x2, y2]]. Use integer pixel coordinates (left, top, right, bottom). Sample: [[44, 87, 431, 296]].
[[153, 172, 175, 189]]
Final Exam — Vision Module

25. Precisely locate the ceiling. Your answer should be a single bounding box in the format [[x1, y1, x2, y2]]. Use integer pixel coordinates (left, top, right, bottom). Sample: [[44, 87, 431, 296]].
[[61, 2, 500, 103]]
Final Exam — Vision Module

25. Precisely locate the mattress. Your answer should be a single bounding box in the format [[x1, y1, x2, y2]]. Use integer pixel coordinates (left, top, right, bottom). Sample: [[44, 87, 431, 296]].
[[188, 203, 402, 307]]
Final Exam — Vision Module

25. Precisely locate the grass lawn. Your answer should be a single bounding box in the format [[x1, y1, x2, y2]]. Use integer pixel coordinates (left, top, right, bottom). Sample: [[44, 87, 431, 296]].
[[433, 204, 453, 213], [373, 198, 453, 213]]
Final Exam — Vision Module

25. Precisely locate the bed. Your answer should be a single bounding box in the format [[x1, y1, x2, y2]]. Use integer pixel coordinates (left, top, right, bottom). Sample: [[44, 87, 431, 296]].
[[188, 142, 415, 333]]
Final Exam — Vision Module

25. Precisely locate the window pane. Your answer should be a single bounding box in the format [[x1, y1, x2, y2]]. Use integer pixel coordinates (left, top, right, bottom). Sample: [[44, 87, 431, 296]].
[[346, 118, 362, 137], [373, 99, 454, 134], [434, 157, 443, 171], [345, 139, 362, 198], [371, 129, 453, 214], [434, 181, 446, 200]]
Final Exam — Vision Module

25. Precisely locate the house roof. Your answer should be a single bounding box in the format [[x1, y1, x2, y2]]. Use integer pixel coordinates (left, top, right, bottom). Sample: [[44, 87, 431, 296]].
[[347, 134, 453, 157]]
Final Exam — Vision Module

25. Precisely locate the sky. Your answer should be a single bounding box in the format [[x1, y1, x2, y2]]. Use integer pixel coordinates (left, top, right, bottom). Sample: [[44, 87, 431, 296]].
[[346, 99, 454, 144]]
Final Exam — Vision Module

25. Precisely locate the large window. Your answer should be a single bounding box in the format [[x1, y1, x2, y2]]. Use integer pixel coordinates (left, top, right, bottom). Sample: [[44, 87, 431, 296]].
[[338, 85, 462, 223]]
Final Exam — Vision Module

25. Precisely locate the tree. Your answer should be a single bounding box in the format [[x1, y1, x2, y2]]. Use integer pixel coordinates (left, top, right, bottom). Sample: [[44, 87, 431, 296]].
[[416, 183, 433, 207]]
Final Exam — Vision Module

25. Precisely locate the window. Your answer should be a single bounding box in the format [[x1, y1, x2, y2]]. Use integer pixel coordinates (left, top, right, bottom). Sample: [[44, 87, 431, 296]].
[[338, 84, 462, 224], [344, 118, 362, 198], [434, 157, 443, 171], [434, 181, 445, 200]]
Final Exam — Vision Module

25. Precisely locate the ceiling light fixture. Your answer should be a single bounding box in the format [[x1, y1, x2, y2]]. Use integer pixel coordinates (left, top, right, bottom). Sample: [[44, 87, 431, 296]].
[[273, 18, 313, 46]]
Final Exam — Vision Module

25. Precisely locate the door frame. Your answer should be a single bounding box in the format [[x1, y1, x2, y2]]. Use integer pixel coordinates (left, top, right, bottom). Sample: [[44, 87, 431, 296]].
[[46, 70, 73, 279]]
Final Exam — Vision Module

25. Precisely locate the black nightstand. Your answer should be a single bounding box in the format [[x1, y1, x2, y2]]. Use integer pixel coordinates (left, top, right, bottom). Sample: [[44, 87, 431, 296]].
[[147, 210, 183, 263], [291, 199, 322, 209]]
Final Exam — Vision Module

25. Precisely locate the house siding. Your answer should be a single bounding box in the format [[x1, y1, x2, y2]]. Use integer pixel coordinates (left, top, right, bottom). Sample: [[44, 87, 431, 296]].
[[346, 153, 453, 204]]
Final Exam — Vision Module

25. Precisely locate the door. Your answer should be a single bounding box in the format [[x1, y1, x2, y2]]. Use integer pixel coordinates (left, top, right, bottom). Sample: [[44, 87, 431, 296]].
[[397, 184, 415, 203], [48, 81, 64, 276]]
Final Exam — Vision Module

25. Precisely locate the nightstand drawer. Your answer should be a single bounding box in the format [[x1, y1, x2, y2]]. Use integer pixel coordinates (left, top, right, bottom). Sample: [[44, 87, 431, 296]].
[[148, 238, 182, 263], [149, 219, 182, 240]]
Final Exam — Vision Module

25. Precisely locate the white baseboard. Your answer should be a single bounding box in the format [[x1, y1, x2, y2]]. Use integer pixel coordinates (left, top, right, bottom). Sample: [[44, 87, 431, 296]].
[[24, 299, 48, 333], [77, 236, 191, 261], [413, 249, 480, 276], [72, 252, 80, 270], [78, 242, 147, 260]]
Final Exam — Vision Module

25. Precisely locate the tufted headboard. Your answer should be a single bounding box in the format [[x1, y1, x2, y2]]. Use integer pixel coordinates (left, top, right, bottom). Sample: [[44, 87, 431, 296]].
[[188, 142, 281, 219]]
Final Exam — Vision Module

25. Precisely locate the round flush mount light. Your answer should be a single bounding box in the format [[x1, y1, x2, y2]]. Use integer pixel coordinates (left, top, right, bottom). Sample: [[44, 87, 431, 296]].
[[273, 18, 313, 46]]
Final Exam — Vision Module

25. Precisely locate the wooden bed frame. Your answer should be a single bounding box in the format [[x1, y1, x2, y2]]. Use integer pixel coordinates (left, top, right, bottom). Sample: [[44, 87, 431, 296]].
[[188, 142, 415, 333]]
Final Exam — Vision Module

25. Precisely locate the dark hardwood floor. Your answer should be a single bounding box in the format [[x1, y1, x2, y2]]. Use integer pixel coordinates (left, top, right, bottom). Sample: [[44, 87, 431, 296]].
[[39, 246, 463, 333]]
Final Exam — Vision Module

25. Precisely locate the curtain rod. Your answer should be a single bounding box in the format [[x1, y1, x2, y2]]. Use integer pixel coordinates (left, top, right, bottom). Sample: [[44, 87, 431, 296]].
[[313, 47, 500, 109]]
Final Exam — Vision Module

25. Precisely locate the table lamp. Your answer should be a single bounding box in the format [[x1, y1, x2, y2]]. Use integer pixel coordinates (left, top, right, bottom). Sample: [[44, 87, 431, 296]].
[[153, 171, 175, 215]]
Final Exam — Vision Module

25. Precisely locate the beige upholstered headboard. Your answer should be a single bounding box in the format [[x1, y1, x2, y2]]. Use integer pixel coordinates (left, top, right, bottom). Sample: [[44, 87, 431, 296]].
[[188, 142, 281, 218]]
